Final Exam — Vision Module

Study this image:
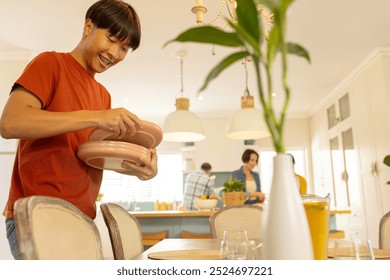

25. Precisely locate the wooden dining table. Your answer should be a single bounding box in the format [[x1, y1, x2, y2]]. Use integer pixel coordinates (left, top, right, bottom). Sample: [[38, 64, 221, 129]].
[[134, 238, 221, 260], [134, 238, 390, 260]]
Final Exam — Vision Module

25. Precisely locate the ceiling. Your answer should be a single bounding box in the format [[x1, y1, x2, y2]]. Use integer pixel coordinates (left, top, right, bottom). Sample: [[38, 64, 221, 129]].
[[1, 0, 390, 124]]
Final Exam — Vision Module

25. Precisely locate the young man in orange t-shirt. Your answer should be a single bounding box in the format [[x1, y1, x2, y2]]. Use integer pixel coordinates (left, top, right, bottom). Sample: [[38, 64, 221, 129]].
[[0, 0, 157, 259]]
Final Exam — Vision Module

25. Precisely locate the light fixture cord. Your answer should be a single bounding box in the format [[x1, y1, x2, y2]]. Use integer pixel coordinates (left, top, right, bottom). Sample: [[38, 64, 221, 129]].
[[244, 59, 250, 97], [180, 56, 184, 97]]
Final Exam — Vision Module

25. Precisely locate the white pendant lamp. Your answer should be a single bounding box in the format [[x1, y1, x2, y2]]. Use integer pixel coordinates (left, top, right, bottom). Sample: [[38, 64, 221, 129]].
[[163, 50, 205, 142], [226, 60, 271, 140], [226, 93, 270, 139]]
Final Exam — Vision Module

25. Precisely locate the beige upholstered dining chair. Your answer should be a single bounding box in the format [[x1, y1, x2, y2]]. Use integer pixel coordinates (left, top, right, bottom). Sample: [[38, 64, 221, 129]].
[[209, 205, 264, 241], [379, 210, 390, 249], [14, 195, 103, 260], [100, 202, 144, 260]]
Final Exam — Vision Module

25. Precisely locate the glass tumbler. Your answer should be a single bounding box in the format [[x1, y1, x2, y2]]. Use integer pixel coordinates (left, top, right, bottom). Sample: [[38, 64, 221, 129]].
[[302, 194, 330, 260], [220, 230, 248, 260]]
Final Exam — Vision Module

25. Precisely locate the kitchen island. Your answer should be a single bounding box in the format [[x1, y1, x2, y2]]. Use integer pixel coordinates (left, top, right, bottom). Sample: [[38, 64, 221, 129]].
[[129, 210, 215, 244], [130, 210, 215, 218]]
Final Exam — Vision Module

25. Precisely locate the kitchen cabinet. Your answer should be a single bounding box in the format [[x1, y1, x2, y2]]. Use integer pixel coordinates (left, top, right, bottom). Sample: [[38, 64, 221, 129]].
[[350, 51, 390, 245], [310, 48, 390, 246], [128, 210, 213, 246], [326, 91, 366, 240], [327, 92, 362, 212]]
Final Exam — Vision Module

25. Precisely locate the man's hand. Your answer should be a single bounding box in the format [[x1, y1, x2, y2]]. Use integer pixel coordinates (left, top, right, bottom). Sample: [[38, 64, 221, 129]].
[[120, 148, 158, 180], [97, 108, 143, 139]]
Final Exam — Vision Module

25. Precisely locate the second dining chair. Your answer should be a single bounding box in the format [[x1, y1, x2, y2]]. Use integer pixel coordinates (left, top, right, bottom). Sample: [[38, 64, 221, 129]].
[[100, 202, 144, 260], [209, 205, 264, 241]]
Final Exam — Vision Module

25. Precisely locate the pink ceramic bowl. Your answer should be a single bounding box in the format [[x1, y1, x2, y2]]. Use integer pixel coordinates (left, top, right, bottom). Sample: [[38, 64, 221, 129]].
[[88, 120, 162, 149], [77, 141, 151, 172]]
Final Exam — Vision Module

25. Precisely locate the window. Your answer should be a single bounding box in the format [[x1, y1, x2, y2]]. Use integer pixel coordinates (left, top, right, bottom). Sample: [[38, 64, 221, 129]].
[[99, 153, 184, 203]]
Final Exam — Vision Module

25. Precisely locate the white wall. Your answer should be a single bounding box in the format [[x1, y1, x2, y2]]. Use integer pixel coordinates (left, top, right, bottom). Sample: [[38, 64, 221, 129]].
[[193, 117, 256, 172], [0, 153, 14, 260], [0, 58, 29, 259]]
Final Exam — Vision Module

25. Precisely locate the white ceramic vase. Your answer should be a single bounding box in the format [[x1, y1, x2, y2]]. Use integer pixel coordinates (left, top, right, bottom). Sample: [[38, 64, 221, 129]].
[[262, 153, 314, 259]]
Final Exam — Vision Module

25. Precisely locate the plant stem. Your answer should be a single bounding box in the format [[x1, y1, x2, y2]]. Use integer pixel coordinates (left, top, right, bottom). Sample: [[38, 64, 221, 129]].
[[278, 10, 289, 154], [253, 56, 284, 153]]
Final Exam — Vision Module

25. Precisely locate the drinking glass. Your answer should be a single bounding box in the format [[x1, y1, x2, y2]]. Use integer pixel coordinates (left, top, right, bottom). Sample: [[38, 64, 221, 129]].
[[302, 194, 330, 260], [333, 239, 375, 260], [255, 243, 263, 260], [244, 240, 263, 260], [220, 230, 248, 260]]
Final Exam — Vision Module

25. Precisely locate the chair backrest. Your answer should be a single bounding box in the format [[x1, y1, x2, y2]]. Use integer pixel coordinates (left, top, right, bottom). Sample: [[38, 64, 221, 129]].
[[100, 202, 144, 260], [209, 205, 263, 242], [14, 195, 103, 260], [379, 210, 390, 249]]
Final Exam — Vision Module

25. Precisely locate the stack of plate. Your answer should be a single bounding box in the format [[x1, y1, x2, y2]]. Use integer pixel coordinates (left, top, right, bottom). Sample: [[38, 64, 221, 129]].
[[77, 120, 162, 172]]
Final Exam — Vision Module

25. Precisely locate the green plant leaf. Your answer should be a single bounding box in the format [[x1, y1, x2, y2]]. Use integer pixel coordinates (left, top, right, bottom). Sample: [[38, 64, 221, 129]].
[[164, 26, 241, 48], [384, 155, 390, 166], [257, 0, 295, 14], [256, 0, 279, 11], [280, 0, 295, 15], [223, 176, 244, 192], [199, 51, 249, 92], [267, 22, 281, 64], [236, 0, 260, 42], [227, 20, 262, 58], [287, 42, 311, 63]]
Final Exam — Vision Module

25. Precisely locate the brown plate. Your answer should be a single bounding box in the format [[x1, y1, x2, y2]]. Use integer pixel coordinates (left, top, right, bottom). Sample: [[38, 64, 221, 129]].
[[88, 120, 163, 149], [77, 141, 151, 172]]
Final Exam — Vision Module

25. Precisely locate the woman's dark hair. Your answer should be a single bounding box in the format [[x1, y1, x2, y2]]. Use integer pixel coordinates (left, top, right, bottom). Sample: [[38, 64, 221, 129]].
[[242, 149, 259, 164], [86, 0, 141, 51]]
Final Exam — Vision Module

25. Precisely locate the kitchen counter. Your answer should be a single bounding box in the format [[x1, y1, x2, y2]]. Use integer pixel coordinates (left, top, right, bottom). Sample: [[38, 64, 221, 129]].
[[330, 209, 352, 215], [129, 210, 215, 240], [129, 208, 351, 217], [129, 210, 216, 218]]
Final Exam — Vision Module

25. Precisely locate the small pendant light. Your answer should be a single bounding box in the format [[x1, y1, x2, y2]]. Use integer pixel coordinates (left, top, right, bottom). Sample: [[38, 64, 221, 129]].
[[163, 50, 205, 142], [226, 59, 270, 140]]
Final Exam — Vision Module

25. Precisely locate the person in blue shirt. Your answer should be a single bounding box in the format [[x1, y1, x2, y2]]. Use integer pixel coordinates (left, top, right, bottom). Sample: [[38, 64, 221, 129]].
[[232, 149, 265, 204]]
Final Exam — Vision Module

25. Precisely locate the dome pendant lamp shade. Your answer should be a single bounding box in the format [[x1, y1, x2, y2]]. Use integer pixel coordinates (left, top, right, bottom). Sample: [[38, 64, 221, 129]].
[[226, 94, 271, 140], [163, 50, 205, 142], [163, 97, 205, 142]]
